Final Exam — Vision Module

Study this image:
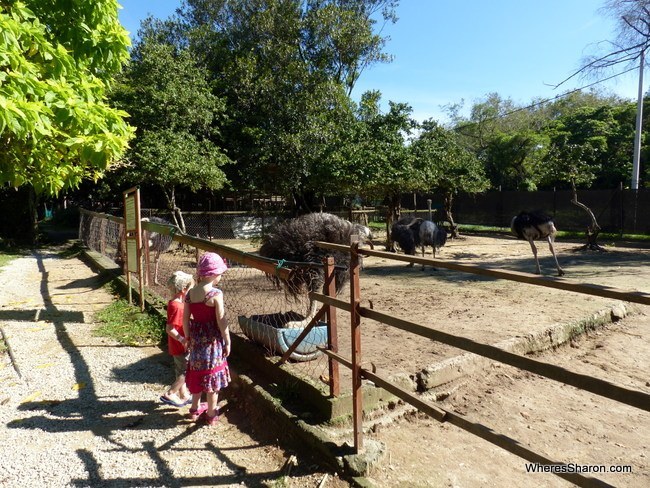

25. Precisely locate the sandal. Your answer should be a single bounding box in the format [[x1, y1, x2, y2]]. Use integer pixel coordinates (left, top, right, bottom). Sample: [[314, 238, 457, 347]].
[[160, 395, 190, 408], [188, 402, 208, 421], [201, 410, 219, 426]]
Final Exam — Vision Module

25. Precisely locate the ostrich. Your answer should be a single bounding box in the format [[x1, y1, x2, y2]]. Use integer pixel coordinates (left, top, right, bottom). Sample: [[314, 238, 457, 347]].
[[419, 220, 447, 260], [390, 216, 423, 267], [511, 211, 565, 276], [259, 213, 372, 328], [141, 216, 174, 284]]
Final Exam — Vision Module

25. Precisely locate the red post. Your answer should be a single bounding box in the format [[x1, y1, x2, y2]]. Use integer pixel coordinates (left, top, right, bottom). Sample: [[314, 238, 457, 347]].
[[350, 242, 363, 451], [324, 257, 340, 397]]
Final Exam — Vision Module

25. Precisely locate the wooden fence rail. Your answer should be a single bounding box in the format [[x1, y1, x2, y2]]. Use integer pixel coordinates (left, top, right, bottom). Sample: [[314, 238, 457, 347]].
[[313, 293, 650, 411], [315, 241, 650, 306]]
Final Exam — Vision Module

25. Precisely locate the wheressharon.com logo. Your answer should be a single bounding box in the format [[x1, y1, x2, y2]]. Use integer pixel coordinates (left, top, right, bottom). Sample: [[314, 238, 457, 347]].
[[525, 463, 632, 474]]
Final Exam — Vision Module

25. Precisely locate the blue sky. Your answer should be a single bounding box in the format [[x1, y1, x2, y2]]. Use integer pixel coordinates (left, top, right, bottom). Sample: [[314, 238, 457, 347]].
[[117, 1, 643, 122]]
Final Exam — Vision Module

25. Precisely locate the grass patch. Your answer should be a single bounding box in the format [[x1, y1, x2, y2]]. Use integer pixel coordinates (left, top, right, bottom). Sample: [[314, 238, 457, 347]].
[[0, 243, 26, 270], [94, 299, 165, 346], [458, 224, 650, 243]]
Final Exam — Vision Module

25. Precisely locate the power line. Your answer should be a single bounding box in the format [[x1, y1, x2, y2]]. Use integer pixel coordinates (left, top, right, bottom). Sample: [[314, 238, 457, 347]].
[[453, 65, 640, 128]]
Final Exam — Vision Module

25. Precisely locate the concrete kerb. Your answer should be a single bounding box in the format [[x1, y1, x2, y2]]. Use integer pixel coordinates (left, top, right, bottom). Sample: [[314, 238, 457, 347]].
[[416, 301, 635, 392], [230, 372, 385, 479], [78, 246, 385, 481]]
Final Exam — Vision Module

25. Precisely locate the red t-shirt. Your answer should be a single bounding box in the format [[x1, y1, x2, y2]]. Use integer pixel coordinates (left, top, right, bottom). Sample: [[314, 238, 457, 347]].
[[167, 296, 186, 356]]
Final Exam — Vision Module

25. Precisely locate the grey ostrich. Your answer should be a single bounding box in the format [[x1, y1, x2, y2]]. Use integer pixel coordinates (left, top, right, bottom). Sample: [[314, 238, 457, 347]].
[[511, 211, 565, 276], [419, 220, 447, 259], [141, 216, 174, 284], [391, 217, 447, 269], [259, 212, 372, 328]]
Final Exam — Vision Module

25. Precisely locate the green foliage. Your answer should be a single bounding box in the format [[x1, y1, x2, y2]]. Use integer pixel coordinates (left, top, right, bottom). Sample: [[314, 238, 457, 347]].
[[109, 38, 231, 213], [94, 299, 165, 346], [338, 92, 418, 201], [174, 0, 398, 207], [541, 104, 633, 189], [412, 120, 489, 196], [453, 90, 643, 191], [0, 0, 134, 195]]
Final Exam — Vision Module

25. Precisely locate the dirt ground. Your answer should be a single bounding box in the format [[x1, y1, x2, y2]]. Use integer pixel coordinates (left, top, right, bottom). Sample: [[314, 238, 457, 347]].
[[346, 234, 649, 371], [363, 312, 649, 487]]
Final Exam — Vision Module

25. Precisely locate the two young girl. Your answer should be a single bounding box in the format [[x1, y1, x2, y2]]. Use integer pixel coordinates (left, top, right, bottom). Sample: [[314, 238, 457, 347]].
[[182, 252, 231, 426]]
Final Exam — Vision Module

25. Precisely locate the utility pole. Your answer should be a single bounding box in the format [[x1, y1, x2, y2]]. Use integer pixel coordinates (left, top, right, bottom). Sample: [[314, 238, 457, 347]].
[[631, 48, 645, 190]]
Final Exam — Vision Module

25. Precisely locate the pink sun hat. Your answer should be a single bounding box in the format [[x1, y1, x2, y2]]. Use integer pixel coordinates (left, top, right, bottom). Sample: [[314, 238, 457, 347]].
[[197, 252, 228, 277]]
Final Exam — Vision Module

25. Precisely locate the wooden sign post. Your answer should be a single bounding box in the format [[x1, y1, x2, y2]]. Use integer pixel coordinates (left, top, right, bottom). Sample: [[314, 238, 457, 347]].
[[123, 187, 145, 311]]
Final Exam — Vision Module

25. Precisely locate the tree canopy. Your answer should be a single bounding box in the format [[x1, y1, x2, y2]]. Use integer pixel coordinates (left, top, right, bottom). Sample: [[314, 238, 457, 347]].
[[109, 36, 231, 229], [0, 0, 133, 195]]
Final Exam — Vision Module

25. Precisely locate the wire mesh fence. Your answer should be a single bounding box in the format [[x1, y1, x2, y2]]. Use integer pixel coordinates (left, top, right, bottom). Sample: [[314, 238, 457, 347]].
[[79, 209, 333, 392]]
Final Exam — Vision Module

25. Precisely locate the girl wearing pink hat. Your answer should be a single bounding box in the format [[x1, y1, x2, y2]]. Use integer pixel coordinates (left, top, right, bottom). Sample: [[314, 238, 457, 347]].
[[182, 252, 231, 425]]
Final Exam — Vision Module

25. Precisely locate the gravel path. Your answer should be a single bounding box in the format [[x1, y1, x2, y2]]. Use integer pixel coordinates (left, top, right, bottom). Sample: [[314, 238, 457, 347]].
[[0, 246, 348, 487]]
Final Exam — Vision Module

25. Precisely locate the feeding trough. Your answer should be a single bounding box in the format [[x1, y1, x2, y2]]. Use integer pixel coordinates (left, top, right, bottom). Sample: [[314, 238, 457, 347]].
[[238, 312, 328, 362]]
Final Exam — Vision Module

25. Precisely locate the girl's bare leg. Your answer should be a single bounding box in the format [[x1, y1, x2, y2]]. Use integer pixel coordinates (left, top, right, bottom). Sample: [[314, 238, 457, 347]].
[[190, 393, 202, 411], [206, 391, 218, 417]]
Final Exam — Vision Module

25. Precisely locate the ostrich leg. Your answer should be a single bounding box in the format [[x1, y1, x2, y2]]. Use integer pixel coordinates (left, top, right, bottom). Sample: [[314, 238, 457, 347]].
[[153, 251, 162, 285], [547, 236, 565, 276], [527, 239, 541, 274]]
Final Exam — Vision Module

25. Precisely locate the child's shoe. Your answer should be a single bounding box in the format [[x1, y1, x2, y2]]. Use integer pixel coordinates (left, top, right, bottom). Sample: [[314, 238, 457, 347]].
[[201, 410, 219, 426], [188, 402, 208, 421]]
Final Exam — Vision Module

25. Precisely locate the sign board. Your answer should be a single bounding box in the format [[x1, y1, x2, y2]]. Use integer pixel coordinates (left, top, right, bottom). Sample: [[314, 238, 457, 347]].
[[126, 238, 138, 273], [125, 194, 137, 231], [122, 187, 144, 311]]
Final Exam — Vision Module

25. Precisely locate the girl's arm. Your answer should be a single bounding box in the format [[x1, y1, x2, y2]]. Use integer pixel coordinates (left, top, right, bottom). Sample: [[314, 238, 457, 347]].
[[214, 293, 231, 357], [166, 300, 186, 346], [165, 321, 186, 346]]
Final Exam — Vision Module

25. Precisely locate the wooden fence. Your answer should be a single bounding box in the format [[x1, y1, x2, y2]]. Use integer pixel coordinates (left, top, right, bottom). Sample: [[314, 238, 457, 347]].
[[312, 241, 650, 488]]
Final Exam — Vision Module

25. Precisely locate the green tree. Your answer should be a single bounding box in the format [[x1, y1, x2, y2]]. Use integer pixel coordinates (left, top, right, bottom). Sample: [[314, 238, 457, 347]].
[[174, 0, 398, 210], [110, 38, 231, 231], [483, 131, 550, 191], [0, 1, 133, 196], [541, 105, 628, 249], [412, 120, 489, 237], [337, 92, 420, 248]]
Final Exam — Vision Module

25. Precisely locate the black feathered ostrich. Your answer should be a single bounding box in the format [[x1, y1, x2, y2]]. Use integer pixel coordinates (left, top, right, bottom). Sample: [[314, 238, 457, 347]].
[[511, 211, 565, 276], [390, 216, 447, 269], [141, 216, 174, 284], [259, 213, 372, 328], [390, 216, 423, 266]]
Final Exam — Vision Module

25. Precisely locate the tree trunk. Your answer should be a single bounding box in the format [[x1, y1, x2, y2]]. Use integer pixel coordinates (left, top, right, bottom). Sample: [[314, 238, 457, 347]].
[[443, 191, 459, 238], [571, 181, 605, 251], [28, 186, 39, 244], [164, 186, 187, 234], [292, 189, 315, 216], [385, 193, 401, 251]]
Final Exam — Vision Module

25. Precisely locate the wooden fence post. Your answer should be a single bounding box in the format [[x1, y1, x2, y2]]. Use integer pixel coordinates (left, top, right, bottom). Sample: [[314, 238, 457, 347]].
[[324, 257, 340, 397], [350, 241, 363, 452]]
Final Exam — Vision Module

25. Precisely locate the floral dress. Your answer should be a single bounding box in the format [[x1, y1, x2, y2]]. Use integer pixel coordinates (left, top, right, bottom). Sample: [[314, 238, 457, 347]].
[[185, 288, 230, 394]]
